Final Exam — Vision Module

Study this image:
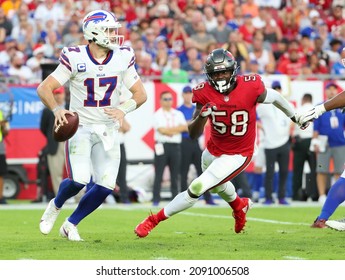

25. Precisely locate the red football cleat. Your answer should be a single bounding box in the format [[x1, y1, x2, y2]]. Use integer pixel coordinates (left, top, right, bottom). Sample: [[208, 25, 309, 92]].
[[311, 218, 327, 228], [135, 212, 159, 238], [232, 198, 253, 233]]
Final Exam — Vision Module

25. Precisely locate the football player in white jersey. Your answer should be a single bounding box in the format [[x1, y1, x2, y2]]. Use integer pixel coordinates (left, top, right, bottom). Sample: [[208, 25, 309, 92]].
[[37, 10, 147, 241], [298, 47, 345, 231]]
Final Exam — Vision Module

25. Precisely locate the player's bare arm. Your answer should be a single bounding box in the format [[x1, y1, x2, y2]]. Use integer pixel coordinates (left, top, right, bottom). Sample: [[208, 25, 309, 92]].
[[323, 90, 345, 111], [37, 75, 74, 127], [104, 79, 147, 123], [188, 103, 208, 140]]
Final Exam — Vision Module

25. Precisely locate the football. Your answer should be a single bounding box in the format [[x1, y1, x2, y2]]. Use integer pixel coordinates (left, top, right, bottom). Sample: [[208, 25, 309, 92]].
[[53, 112, 79, 142]]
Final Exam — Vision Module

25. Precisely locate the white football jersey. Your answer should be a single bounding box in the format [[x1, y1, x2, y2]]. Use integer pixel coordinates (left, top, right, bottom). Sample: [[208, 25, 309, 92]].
[[52, 45, 138, 125]]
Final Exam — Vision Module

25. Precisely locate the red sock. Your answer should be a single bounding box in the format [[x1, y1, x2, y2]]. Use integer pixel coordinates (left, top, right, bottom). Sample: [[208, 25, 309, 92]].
[[156, 208, 168, 222], [229, 195, 243, 211]]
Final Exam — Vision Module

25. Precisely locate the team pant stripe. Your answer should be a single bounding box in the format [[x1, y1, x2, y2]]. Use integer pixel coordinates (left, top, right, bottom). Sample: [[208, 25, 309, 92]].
[[64, 141, 73, 180], [213, 155, 252, 188]]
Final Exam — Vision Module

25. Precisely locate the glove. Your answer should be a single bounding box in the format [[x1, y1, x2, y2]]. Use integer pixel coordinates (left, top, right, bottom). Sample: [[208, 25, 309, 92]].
[[291, 112, 310, 130], [299, 104, 326, 124], [200, 102, 217, 118]]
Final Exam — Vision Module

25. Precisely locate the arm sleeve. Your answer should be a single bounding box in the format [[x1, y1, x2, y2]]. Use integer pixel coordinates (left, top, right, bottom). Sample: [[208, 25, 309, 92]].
[[50, 64, 71, 86], [123, 65, 140, 90], [262, 88, 295, 118]]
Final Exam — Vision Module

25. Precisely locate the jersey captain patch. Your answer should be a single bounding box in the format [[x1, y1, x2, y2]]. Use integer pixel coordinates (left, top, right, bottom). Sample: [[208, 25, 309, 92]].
[[77, 63, 86, 72]]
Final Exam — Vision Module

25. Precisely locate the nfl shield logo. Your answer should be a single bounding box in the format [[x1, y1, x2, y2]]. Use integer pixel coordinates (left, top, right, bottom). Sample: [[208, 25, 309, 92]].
[[99, 66, 103, 71]]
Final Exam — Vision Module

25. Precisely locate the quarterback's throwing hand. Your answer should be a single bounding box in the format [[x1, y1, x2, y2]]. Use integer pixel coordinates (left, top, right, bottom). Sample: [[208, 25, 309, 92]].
[[200, 102, 217, 118]]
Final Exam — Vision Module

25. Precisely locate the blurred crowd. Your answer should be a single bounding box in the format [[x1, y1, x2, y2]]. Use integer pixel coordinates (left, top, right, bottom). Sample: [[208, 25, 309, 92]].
[[0, 0, 344, 84]]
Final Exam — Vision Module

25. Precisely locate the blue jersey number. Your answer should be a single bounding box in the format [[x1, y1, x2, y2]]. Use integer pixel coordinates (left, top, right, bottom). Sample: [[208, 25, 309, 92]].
[[84, 76, 118, 107]]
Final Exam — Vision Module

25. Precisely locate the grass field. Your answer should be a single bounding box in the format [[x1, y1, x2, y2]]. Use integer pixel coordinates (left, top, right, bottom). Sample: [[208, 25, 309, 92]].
[[1, 201, 345, 260]]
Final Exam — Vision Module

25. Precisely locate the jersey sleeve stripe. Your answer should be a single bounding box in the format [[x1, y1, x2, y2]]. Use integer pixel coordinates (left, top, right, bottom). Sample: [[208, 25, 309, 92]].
[[59, 57, 72, 72], [60, 53, 70, 64], [127, 56, 135, 69]]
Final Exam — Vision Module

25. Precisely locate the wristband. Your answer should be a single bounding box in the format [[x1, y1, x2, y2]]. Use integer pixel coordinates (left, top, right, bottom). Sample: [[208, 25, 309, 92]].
[[117, 99, 137, 114], [52, 106, 61, 113], [315, 104, 326, 117]]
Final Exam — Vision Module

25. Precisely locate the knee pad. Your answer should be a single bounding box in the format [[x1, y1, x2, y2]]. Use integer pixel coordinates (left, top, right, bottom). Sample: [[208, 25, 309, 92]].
[[188, 179, 204, 197]]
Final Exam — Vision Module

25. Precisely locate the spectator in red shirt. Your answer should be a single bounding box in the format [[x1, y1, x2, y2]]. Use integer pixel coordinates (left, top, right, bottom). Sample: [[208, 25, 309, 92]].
[[277, 47, 304, 76], [326, 4, 345, 35], [277, 7, 300, 42], [238, 13, 256, 45], [307, 51, 329, 74], [137, 52, 161, 82], [167, 18, 188, 55]]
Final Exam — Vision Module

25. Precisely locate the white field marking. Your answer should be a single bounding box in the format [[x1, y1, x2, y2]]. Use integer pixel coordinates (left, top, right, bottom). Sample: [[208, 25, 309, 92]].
[[283, 256, 307, 260], [180, 212, 311, 226]]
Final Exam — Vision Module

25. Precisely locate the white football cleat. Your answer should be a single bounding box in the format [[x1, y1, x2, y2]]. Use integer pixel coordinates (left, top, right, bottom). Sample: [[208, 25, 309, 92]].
[[40, 199, 61, 235], [59, 219, 84, 241], [325, 220, 345, 231]]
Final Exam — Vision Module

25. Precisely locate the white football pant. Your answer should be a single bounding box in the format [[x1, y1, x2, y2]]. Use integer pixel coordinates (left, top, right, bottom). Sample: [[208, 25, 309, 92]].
[[188, 148, 252, 197], [64, 124, 120, 190]]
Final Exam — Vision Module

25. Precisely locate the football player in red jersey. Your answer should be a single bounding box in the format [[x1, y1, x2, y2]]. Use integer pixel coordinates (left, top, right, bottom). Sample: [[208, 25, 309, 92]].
[[135, 48, 306, 238]]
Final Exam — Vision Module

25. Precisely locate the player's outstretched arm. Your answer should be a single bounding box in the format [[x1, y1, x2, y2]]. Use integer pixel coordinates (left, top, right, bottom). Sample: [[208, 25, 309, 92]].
[[300, 48, 345, 124], [323, 90, 345, 111], [258, 88, 307, 129], [299, 90, 345, 124]]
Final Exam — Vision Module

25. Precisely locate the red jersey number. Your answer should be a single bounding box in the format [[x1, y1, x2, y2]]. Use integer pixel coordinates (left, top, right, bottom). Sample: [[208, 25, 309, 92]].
[[211, 110, 249, 136], [244, 75, 257, 82]]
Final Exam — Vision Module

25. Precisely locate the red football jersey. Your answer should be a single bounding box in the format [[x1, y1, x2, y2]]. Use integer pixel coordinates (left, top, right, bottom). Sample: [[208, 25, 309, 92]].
[[192, 74, 265, 157]]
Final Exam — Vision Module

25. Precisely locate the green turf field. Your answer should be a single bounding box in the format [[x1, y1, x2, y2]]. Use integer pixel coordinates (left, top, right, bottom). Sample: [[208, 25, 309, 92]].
[[0, 202, 344, 260]]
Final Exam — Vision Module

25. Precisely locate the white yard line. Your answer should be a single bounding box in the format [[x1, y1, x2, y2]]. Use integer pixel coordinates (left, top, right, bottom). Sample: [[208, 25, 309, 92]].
[[180, 212, 311, 226]]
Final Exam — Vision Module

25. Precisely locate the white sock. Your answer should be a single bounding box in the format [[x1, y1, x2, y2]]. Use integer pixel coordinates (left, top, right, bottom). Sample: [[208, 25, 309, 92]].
[[217, 181, 237, 202], [164, 191, 199, 217]]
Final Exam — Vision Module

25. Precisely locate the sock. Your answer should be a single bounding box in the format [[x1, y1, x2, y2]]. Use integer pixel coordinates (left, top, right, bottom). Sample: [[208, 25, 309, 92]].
[[164, 191, 198, 217], [54, 178, 85, 208], [319, 177, 345, 220], [85, 177, 94, 192], [229, 195, 243, 211], [217, 181, 237, 202], [156, 208, 168, 222], [68, 184, 112, 225]]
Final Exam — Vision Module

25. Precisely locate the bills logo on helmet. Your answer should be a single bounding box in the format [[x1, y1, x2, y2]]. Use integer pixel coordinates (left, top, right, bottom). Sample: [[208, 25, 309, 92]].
[[83, 12, 108, 27]]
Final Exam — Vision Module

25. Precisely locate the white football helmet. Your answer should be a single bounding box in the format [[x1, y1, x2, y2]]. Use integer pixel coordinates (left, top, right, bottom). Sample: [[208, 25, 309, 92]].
[[82, 10, 124, 50]]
